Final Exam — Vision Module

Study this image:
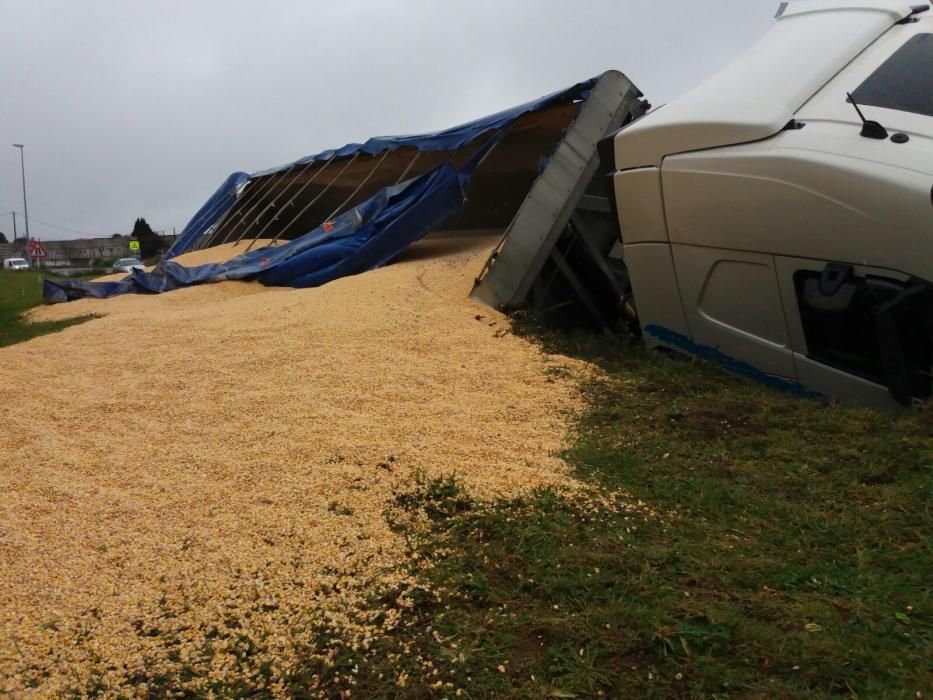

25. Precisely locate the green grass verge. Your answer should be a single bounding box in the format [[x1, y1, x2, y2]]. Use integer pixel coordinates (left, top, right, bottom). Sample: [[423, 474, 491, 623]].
[[308, 329, 932, 698], [0, 270, 97, 347]]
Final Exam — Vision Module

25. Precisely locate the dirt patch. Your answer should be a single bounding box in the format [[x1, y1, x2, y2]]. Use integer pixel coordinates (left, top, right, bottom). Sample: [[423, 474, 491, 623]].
[[665, 401, 767, 440]]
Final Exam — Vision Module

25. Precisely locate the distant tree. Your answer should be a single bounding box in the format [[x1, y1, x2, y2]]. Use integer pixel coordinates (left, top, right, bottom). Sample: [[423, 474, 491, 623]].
[[0, 232, 7, 244], [111, 233, 122, 238], [132, 217, 164, 258]]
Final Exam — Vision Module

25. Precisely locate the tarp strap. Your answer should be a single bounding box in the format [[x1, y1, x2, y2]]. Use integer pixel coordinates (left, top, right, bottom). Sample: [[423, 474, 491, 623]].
[[326, 150, 390, 221], [238, 154, 338, 248], [213, 171, 289, 247], [250, 149, 390, 253], [393, 149, 421, 185], [232, 155, 341, 248], [461, 127, 509, 178], [225, 165, 311, 247], [268, 152, 360, 246], [249, 151, 373, 253], [206, 175, 277, 248], [217, 163, 300, 247]]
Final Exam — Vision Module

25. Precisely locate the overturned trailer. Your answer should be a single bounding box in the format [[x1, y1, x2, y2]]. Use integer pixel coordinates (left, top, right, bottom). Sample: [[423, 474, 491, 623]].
[[45, 72, 642, 300]]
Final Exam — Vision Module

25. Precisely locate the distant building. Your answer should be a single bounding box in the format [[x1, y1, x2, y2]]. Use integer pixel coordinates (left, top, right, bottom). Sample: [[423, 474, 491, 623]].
[[41, 236, 133, 270], [0, 232, 177, 273]]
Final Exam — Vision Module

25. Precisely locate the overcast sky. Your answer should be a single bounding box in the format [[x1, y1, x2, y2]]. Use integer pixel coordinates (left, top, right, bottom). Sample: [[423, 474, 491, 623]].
[[0, 0, 776, 241]]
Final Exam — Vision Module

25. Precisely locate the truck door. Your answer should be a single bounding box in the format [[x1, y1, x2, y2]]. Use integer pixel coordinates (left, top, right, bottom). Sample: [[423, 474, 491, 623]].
[[670, 245, 797, 381]]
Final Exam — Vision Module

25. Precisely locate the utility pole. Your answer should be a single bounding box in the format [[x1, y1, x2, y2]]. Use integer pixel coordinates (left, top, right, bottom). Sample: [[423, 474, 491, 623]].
[[12, 144, 30, 241], [11, 211, 17, 242]]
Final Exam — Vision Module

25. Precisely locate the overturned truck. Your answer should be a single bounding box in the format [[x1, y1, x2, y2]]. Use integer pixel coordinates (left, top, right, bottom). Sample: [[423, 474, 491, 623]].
[[476, 0, 933, 408], [47, 0, 933, 408]]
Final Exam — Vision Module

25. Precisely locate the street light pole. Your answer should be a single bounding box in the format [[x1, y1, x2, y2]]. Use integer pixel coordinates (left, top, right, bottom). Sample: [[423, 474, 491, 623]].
[[12, 144, 30, 242]]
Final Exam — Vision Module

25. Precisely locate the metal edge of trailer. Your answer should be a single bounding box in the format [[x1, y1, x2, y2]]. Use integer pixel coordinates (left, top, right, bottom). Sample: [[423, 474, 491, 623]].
[[469, 70, 646, 310]]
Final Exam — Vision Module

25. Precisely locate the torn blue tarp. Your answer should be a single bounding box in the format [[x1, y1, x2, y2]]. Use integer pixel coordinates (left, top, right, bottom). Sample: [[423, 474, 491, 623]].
[[43, 74, 600, 304], [43, 162, 465, 303]]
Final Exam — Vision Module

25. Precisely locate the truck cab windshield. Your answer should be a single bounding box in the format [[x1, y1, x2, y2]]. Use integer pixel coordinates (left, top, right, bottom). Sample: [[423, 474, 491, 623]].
[[849, 33, 933, 119]]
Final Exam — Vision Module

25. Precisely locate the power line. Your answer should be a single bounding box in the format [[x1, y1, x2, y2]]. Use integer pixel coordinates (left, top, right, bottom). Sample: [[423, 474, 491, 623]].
[[0, 210, 100, 237], [21, 216, 99, 237]]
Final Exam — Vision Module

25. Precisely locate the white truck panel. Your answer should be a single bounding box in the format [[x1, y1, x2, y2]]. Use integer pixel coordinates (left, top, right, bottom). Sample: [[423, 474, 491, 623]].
[[612, 1, 913, 170], [671, 245, 796, 379], [611, 168, 668, 243], [660, 138, 933, 277], [621, 242, 692, 347]]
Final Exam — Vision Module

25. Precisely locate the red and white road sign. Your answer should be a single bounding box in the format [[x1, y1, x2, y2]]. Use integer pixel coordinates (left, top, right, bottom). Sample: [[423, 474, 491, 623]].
[[26, 240, 47, 258]]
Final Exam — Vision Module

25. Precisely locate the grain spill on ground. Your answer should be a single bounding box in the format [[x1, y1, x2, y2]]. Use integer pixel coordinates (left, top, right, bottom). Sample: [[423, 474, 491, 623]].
[[1, 233, 595, 695], [86, 239, 282, 284]]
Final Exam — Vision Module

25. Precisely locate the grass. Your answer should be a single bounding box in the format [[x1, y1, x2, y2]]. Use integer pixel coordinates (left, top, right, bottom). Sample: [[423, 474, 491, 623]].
[[303, 325, 932, 698], [0, 270, 97, 347]]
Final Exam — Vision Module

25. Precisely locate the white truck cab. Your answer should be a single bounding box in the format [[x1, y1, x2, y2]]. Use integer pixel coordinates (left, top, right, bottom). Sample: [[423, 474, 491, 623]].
[[604, 0, 933, 406]]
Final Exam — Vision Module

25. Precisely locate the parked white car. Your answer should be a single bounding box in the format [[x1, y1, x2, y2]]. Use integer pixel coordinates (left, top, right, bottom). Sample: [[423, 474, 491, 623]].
[[2, 257, 30, 271], [111, 257, 145, 273]]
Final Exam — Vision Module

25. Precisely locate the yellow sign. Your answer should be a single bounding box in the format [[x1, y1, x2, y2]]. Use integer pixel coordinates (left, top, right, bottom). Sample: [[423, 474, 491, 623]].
[[129, 240, 140, 251]]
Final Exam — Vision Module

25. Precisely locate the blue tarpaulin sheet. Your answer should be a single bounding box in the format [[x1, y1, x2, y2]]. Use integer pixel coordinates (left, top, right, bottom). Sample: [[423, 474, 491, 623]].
[[43, 75, 598, 304], [43, 163, 465, 302]]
